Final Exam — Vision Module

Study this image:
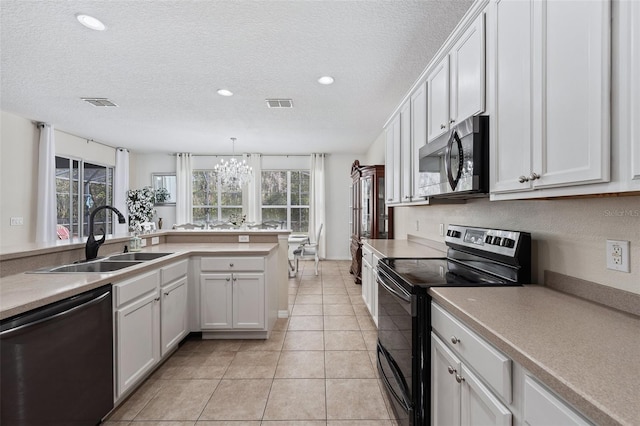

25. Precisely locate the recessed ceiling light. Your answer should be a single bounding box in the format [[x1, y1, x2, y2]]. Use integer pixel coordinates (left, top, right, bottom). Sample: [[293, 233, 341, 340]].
[[217, 89, 234, 97], [76, 14, 106, 31], [318, 76, 335, 85]]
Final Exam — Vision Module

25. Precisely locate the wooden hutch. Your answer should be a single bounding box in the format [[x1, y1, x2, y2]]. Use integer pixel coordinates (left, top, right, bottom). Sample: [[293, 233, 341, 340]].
[[349, 160, 393, 284]]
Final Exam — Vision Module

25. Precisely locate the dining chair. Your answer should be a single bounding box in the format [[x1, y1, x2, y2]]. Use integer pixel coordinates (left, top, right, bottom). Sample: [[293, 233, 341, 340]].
[[293, 223, 323, 275]]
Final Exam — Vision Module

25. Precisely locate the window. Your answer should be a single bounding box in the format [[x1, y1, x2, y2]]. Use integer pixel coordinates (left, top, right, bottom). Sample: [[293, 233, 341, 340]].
[[192, 170, 242, 223], [55, 156, 114, 237], [262, 170, 309, 232]]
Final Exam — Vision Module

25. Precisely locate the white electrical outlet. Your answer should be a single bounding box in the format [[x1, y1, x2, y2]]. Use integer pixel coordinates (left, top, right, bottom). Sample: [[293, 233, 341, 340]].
[[439, 223, 444, 237], [140, 238, 147, 248], [239, 235, 250, 243], [606, 240, 630, 272], [151, 237, 159, 245], [10, 217, 23, 226]]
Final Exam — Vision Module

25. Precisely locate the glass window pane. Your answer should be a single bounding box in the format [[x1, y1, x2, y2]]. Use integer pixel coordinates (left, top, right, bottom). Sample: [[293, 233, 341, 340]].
[[192, 171, 217, 206], [220, 187, 242, 206], [83, 162, 112, 236], [193, 207, 217, 223], [262, 171, 287, 205], [291, 171, 310, 206], [221, 207, 243, 221], [291, 207, 309, 233], [261, 207, 287, 223]]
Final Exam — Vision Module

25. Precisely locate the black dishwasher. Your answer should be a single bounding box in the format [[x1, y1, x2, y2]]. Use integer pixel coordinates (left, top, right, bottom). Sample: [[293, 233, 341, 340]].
[[1, 284, 114, 425]]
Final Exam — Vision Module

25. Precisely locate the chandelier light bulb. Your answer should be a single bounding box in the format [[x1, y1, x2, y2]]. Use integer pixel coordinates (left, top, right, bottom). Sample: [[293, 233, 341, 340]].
[[214, 137, 253, 189]]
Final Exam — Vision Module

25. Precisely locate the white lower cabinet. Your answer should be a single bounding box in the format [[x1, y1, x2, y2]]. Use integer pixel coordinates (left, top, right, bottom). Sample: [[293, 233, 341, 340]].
[[360, 244, 378, 326], [431, 332, 511, 426], [523, 375, 591, 426], [199, 255, 275, 336], [160, 276, 188, 356], [114, 270, 161, 399]]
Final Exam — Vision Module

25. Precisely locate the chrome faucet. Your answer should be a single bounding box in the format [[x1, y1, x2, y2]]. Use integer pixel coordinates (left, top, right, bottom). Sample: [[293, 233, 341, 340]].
[[85, 205, 127, 261]]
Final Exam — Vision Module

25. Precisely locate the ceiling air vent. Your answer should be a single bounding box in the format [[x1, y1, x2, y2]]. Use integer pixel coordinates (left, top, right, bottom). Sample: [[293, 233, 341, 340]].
[[81, 98, 118, 107], [266, 99, 293, 109]]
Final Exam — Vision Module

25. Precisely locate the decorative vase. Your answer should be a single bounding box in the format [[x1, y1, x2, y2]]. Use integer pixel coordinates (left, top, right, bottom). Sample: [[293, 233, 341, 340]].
[[158, 217, 163, 229]]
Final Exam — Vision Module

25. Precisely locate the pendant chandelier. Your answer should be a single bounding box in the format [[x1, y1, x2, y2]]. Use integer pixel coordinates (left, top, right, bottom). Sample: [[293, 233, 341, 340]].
[[214, 137, 253, 189]]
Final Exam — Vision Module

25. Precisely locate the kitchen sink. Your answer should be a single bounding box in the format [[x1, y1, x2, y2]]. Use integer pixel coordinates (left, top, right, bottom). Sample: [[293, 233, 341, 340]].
[[107, 252, 173, 261], [34, 261, 143, 273]]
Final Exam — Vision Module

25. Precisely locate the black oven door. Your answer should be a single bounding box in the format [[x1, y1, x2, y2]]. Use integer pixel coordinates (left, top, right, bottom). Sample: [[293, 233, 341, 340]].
[[376, 268, 415, 425]]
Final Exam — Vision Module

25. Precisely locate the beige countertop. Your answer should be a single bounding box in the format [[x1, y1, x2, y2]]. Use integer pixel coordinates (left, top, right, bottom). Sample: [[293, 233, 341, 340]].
[[0, 242, 278, 320], [363, 235, 446, 259], [430, 285, 640, 426]]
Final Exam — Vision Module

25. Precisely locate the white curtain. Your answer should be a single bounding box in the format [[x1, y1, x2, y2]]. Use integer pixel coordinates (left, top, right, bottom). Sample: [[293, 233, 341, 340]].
[[243, 153, 262, 224], [175, 153, 193, 225], [113, 148, 129, 235], [309, 153, 326, 259], [35, 123, 57, 243]]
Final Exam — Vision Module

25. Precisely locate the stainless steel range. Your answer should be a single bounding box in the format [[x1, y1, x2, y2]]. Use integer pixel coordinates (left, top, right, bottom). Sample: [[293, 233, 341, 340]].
[[376, 224, 531, 425]]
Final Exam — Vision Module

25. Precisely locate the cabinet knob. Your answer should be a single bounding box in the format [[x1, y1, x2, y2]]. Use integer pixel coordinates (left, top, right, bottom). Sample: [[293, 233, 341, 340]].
[[164, 292, 169, 296], [233, 277, 237, 282], [440, 124, 446, 130], [529, 172, 540, 181], [447, 366, 456, 375], [229, 263, 234, 267], [451, 336, 460, 344], [449, 119, 455, 124], [518, 175, 530, 183], [455, 374, 465, 383], [154, 297, 160, 302], [226, 277, 230, 281]]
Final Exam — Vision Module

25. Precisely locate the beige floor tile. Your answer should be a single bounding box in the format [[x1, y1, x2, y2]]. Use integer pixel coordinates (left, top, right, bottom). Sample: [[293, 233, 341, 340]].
[[261, 422, 326, 426], [102, 421, 131, 426], [298, 286, 323, 295], [323, 295, 351, 305], [186, 339, 244, 353], [323, 287, 348, 295], [199, 379, 272, 420], [367, 351, 380, 378], [325, 351, 376, 378], [324, 331, 367, 351], [263, 379, 326, 420], [135, 379, 220, 421], [272, 318, 290, 331], [275, 351, 325, 378], [197, 421, 260, 425], [108, 379, 166, 421], [288, 315, 324, 331], [322, 280, 346, 288], [326, 379, 389, 420], [239, 331, 286, 352], [323, 304, 355, 316], [130, 422, 196, 426], [361, 331, 378, 352], [352, 305, 370, 316], [356, 315, 377, 331], [349, 295, 365, 305], [346, 286, 362, 295], [289, 287, 299, 295], [324, 316, 360, 331], [295, 295, 324, 304], [289, 295, 297, 305], [291, 304, 324, 316], [224, 351, 280, 379], [327, 421, 393, 425], [154, 352, 236, 380], [283, 331, 325, 351]]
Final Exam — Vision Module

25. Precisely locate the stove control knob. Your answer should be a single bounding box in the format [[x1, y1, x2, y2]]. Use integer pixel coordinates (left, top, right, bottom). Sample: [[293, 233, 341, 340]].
[[446, 230, 452, 237], [452, 231, 461, 238], [485, 236, 493, 244], [502, 238, 515, 248], [492, 237, 502, 246]]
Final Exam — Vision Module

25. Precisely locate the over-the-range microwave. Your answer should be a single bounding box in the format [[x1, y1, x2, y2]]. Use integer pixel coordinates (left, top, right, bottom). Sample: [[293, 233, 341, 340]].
[[417, 115, 489, 199]]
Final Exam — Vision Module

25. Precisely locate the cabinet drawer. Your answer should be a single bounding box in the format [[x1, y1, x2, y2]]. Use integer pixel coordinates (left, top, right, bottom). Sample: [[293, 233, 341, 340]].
[[161, 260, 188, 286], [524, 375, 592, 425], [115, 270, 160, 307], [200, 257, 264, 272], [431, 302, 511, 402]]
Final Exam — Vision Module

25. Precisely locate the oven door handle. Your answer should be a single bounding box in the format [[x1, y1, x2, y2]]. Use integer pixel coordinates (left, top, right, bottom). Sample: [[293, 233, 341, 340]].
[[377, 270, 411, 304], [377, 344, 412, 411]]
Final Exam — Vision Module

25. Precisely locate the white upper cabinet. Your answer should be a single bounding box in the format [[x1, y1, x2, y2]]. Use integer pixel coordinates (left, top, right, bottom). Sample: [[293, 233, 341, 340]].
[[427, 56, 451, 142], [410, 82, 427, 200], [490, 0, 611, 198], [385, 114, 401, 204], [428, 13, 486, 143], [400, 100, 413, 202], [628, 0, 640, 180]]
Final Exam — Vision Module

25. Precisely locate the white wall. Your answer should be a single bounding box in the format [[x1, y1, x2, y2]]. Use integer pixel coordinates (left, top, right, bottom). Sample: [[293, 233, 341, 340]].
[[394, 196, 640, 294], [130, 152, 177, 228], [363, 130, 386, 165]]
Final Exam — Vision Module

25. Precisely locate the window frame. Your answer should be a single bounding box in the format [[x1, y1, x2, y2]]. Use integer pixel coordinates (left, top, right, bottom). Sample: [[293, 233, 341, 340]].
[[261, 169, 310, 232], [192, 169, 243, 223]]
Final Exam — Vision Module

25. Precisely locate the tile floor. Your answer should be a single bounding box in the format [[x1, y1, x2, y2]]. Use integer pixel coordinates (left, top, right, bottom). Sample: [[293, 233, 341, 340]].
[[104, 260, 397, 426]]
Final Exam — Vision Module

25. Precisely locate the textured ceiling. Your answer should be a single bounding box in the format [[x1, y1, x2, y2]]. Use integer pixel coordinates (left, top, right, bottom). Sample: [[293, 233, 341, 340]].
[[0, 0, 472, 155]]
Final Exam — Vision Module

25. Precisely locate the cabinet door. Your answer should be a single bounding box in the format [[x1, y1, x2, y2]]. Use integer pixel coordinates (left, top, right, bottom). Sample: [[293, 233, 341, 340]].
[[233, 273, 265, 329], [410, 81, 427, 199], [400, 100, 412, 202], [531, 0, 610, 188], [427, 56, 450, 142], [116, 291, 160, 397], [431, 333, 462, 426], [160, 276, 188, 356], [200, 273, 233, 329], [523, 375, 592, 426], [628, 0, 640, 180], [460, 364, 512, 426], [361, 259, 372, 314], [370, 254, 380, 326], [385, 114, 401, 203], [450, 13, 485, 124], [489, 0, 534, 194], [361, 176, 373, 238]]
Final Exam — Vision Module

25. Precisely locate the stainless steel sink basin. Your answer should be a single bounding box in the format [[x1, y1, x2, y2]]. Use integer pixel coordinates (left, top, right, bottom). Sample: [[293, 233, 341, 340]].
[[107, 252, 173, 261], [39, 261, 143, 273]]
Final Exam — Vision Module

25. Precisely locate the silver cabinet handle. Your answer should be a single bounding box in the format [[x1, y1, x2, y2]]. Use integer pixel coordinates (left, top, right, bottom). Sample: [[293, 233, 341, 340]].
[[451, 336, 460, 344], [440, 124, 446, 129], [226, 277, 230, 281], [163, 292, 169, 296], [233, 277, 237, 281], [449, 119, 455, 124], [154, 297, 160, 302], [529, 172, 540, 181], [455, 374, 465, 383], [229, 263, 234, 267], [447, 366, 456, 375], [518, 175, 530, 183]]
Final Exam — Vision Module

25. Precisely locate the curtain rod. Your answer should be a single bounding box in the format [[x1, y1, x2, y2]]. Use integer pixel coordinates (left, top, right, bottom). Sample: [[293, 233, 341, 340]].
[[170, 153, 325, 157]]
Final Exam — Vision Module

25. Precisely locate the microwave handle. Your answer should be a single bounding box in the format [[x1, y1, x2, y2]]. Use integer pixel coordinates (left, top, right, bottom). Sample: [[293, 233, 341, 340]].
[[445, 130, 464, 191]]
